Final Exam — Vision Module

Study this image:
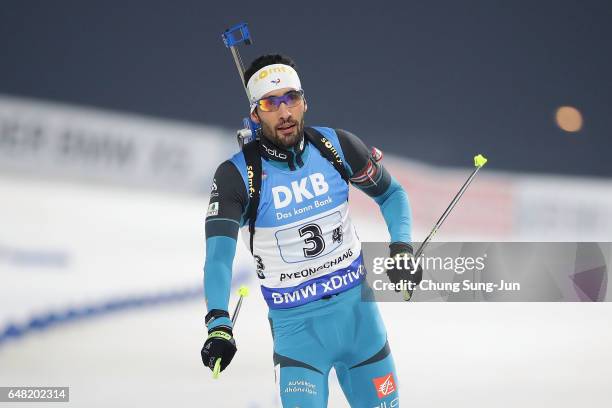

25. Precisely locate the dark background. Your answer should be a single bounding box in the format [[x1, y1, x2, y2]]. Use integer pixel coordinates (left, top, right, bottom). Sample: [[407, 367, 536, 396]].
[[1, 0, 610, 177]]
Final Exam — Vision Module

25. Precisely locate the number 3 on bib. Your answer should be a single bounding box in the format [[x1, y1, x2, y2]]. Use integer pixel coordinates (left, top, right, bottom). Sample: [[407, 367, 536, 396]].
[[298, 224, 325, 257], [274, 211, 343, 263]]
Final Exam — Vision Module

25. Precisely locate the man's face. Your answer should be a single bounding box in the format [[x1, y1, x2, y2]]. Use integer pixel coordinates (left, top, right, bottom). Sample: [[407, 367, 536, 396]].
[[250, 87, 307, 148]]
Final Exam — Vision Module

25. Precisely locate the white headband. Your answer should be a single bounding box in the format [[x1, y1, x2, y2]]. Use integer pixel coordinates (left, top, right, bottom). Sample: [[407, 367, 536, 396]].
[[246, 64, 302, 111]]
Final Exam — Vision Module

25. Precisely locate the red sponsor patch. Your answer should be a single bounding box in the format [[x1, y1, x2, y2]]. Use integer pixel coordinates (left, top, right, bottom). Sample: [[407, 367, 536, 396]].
[[372, 373, 396, 399]]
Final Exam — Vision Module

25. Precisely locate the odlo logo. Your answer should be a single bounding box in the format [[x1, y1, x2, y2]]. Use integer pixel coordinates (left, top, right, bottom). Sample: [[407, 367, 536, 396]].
[[272, 173, 328, 209], [372, 373, 397, 399], [262, 144, 287, 160]]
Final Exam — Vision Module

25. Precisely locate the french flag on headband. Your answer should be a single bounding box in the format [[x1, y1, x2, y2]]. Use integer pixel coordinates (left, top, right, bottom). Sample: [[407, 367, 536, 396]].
[[260, 254, 366, 309]]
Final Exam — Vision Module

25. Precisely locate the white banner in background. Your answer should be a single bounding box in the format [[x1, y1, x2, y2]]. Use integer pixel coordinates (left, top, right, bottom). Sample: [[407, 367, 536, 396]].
[[515, 176, 612, 241], [1, 94, 611, 241], [0, 94, 235, 193]]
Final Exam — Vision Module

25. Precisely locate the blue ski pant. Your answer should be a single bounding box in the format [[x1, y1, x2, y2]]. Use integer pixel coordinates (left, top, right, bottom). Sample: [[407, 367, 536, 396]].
[[268, 284, 400, 407]]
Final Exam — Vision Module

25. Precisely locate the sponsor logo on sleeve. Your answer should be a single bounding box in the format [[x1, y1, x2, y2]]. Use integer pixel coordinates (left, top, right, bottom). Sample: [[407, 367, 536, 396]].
[[207, 202, 219, 217], [210, 178, 218, 197]]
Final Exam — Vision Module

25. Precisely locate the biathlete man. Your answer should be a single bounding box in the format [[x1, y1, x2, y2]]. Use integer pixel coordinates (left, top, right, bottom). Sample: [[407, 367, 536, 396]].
[[201, 54, 419, 407]]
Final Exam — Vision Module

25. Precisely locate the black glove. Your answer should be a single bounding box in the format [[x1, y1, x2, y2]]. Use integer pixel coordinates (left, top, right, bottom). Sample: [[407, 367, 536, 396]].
[[201, 326, 237, 373], [387, 242, 423, 300]]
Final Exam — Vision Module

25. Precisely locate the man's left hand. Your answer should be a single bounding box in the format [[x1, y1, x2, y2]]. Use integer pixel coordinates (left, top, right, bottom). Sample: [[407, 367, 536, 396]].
[[387, 242, 423, 301]]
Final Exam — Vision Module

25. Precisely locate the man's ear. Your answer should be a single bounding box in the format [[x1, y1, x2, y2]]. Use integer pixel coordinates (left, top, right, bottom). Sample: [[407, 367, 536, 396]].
[[303, 98, 308, 112], [250, 110, 260, 124]]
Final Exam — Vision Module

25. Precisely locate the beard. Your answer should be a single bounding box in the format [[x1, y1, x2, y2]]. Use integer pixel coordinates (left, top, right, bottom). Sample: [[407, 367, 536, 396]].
[[261, 116, 305, 149]]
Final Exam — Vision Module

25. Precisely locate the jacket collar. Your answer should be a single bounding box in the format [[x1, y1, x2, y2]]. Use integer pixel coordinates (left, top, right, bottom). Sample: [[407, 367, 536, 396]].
[[258, 133, 306, 170]]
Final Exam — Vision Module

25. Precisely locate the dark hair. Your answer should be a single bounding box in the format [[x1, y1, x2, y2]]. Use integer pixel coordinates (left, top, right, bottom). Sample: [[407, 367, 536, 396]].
[[243, 54, 298, 86]]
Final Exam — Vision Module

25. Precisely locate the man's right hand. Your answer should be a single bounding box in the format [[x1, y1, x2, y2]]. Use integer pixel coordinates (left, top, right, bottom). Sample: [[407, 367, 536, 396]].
[[201, 326, 237, 373]]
